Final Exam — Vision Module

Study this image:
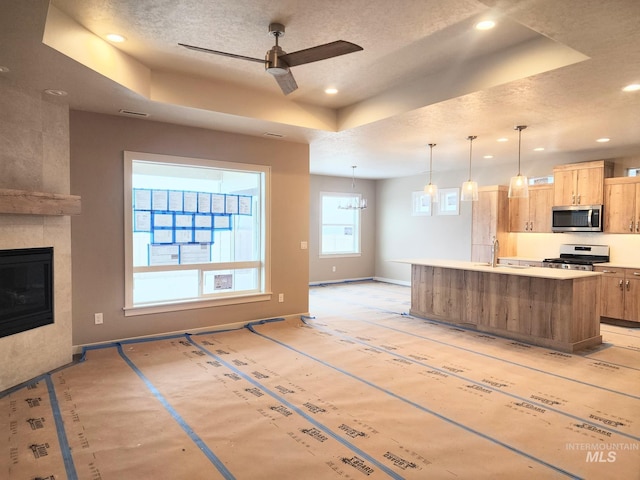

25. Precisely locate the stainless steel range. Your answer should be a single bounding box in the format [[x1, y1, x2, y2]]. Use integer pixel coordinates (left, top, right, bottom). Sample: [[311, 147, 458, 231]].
[[543, 244, 610, 271]]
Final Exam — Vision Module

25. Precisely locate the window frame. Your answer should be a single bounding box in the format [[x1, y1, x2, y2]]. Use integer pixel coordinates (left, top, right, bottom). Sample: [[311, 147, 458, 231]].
[[319, 191, 362, 258], [123, 151, 271, 317]]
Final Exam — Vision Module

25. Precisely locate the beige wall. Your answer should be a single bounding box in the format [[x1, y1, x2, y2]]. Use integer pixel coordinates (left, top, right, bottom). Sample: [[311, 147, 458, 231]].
[[374, 171, 474, 284], [70, 111, 309, 347], [0, 83, 73, 392], [309, 174, 376, 283]]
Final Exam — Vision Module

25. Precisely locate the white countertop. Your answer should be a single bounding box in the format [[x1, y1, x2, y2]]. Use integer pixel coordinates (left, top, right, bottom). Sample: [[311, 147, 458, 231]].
[[394, 259, 603, 280]]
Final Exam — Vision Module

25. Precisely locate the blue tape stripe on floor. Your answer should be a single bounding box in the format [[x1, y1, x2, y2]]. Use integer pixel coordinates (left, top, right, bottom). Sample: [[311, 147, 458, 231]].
[[247, 324, 583, 480], [360, 316, 640, 401], [186, 334, 405, 480], [45, 374, 78, 480], [307, 320, 640, 443], [115, 343, 235, 480]]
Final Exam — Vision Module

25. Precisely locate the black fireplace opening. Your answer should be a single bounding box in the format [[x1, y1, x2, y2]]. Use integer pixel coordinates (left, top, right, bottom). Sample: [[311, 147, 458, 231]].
[[0, 247, 54, 338]]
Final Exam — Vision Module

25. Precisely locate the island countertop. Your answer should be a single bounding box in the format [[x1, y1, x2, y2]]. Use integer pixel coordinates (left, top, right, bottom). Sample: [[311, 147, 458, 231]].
[[394, 258, 602, 280]]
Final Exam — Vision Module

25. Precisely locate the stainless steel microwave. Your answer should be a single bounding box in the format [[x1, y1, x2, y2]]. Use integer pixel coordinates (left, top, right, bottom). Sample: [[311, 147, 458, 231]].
[[551, 205, 603, 232]]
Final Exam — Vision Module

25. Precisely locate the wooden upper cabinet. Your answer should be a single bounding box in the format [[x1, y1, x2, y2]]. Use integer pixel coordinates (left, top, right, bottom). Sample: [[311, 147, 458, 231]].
[[604, 177, 640, 233], [471, 186, 514, 263], [509, 185, 553, 233], [553, 160, 613, 206]]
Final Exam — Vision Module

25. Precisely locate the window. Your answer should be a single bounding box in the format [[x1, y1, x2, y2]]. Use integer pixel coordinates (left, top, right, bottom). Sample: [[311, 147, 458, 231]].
[[124, 151, 270, 316], [320, 192, 361, 256], [628, 167, 639, 177]]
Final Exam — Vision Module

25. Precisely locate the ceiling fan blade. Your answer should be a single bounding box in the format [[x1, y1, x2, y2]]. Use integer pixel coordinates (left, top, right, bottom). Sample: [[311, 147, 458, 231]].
[[279, 40, 363, 67], [273, 70, 298, 95], [178, 43, 264, 64]]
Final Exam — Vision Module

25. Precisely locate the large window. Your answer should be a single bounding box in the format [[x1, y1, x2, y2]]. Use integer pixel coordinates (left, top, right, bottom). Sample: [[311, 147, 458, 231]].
[[124, 152, 270, 316], [320, 192, 362, 256]]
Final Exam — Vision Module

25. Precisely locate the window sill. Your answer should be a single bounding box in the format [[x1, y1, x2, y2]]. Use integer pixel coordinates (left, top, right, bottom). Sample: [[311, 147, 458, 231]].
[[124, 292, 272, 317]]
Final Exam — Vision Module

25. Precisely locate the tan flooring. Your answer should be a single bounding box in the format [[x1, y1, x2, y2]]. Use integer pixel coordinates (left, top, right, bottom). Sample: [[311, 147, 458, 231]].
[[2, 281, 639, 479]]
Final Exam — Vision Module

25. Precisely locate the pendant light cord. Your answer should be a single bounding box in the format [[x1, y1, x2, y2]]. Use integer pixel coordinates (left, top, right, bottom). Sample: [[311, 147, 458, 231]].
[[515, 125, 527, 175], [428, 143, 435, 184], [467, 135, 477, 181]]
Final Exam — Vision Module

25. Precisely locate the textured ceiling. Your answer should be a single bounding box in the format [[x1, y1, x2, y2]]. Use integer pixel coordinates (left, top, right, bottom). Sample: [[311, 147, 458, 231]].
[[2, 0, 639, 179]]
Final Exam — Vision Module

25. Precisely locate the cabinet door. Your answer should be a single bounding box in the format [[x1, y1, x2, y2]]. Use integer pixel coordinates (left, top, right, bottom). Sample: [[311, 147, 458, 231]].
[[635, 184, 640, 233], [576, 167, 604, 205], [553, 169, 576, 205], [529, 186, 553, 232], [598, 271, 625, 319], [473, 190, 497, 244], [624, 272, 640, 322], [509, 196, 529, 232], [604, 182, 637, 233]]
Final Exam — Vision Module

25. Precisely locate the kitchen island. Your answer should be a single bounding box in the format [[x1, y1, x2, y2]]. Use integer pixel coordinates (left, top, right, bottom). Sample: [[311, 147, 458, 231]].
[[397, 259, 602, 353]]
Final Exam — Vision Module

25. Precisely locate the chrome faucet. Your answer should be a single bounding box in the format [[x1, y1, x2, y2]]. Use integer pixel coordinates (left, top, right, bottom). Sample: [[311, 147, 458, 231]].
[[491, 236, 499, 267]]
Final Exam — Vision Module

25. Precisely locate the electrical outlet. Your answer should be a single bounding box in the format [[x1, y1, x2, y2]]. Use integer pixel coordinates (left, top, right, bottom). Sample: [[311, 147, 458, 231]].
[[332, 266, 336, 272], [278, 293, 284, 303], [300, 241, 308, 250], [94, 313, 103, 325]]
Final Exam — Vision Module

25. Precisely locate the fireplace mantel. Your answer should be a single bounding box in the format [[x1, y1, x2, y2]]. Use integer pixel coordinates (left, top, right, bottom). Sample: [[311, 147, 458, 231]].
[[0, 188, 81, 216]]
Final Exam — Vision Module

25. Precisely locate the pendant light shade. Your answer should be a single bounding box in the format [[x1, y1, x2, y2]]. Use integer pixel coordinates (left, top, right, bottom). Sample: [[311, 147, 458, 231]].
[[461, 135, 479, 201], [339, 165, 367, 210], [508, 125, 529, 198], [423, 143, 439, 201]]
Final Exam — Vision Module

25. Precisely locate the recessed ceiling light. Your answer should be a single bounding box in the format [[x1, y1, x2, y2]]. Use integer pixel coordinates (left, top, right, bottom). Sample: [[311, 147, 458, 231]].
[[0, 66, 9, 73], [325, 88, 338, 95], [44, 89, 68, 96], [106, 33, 126, 43], [533, 147, 545, 151], [622, 83, 640, 92], [596, 137, 610, 143], [475, 20, 496, 30], [483, 155, 494, 159], [497, 138, 508, 142]]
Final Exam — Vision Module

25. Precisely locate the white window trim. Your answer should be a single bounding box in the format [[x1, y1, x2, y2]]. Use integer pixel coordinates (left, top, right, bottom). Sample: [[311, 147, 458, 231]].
[[123, 151, 271, 316], [319, 191, 362, 258]]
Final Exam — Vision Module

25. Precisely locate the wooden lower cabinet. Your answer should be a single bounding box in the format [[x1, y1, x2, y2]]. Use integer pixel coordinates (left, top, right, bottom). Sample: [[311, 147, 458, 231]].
[[410, 265, 601, 352], [595, 266, 640, 323]]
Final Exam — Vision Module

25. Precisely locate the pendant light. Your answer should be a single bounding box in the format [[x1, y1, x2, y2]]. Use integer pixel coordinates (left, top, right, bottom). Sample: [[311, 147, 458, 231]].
[[460, 135, 478, 201], [423, 143, 439, 201], [508, 125, 529, 198], [339, 165, 368, 210]]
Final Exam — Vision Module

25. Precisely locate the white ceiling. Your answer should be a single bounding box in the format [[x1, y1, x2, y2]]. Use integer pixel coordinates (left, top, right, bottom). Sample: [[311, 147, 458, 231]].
[[2, 0, 640, 179]]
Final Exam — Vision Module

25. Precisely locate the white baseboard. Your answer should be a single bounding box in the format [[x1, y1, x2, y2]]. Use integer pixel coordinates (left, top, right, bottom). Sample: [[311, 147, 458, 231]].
[[373, 276, 411, 287], [72, 313, 305, 355], [309, 277, 374, 286]]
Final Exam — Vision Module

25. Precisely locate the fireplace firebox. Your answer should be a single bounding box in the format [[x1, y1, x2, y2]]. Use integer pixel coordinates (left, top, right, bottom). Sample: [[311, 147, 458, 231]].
[[0, 247, 54, 338]]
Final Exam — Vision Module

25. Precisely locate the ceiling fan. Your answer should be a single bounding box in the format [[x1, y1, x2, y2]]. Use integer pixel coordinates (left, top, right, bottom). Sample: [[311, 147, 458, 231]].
[[179, 23, 363, 95]]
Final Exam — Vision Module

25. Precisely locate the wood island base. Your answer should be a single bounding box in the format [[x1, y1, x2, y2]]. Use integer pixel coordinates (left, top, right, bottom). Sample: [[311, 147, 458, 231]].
[[409, 264, 602, 353]]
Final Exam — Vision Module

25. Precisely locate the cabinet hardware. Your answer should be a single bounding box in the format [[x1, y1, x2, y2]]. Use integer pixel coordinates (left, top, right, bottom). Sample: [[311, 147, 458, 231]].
[[619, 279, 624, 290], [626, 280, 630, 291], [631, 220, 635, 232], [530, 222, 534, 230], [636, 220, 639, 233], [633, 272, 640, 276], [572, 193, 576, 204], [601, 270, 616, 274], [577, 193, 581, 204]]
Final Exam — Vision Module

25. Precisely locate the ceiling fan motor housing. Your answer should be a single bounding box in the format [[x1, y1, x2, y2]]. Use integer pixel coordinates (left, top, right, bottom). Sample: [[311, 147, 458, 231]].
[[266, 46, 289, 75]]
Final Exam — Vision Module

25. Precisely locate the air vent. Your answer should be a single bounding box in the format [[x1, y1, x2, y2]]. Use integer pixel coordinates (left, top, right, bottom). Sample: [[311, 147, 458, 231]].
[[263, 132, 285, 138], [119, 109, 149, 117]]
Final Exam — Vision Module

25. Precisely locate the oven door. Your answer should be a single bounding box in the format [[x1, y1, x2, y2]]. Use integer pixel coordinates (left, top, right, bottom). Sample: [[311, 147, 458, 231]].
[[551, 205, 603, 232]]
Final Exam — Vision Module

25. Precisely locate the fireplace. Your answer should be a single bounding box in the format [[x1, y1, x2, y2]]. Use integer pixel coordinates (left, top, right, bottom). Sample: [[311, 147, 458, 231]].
[[0, 247, 54, 338]]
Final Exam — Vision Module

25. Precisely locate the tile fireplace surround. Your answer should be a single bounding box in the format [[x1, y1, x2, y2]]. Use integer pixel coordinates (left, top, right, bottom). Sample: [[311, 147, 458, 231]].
[[0, 83, 75, 392]]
